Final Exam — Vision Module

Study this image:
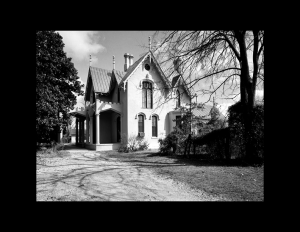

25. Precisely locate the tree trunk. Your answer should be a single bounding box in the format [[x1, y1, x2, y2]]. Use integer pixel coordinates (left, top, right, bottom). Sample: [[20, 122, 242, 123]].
[[237, 31, 255, 162]]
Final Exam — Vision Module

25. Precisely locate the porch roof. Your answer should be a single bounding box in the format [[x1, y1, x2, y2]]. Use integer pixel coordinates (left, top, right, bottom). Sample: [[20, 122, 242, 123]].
[[69, 110, 86, 119]]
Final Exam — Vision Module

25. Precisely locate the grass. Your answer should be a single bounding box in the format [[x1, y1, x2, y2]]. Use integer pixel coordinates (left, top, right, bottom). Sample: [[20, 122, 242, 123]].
[[100, 149, 264, 201], [36, 143, 71, 160]]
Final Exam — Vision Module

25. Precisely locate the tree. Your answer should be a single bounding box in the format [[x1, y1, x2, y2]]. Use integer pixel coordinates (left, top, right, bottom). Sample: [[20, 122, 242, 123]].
[[36, 31, 84, 143], [152, 31, 264, 161]]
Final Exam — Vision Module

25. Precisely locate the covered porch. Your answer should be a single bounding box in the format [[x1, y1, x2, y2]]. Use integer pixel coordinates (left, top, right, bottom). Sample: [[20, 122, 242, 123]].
[[70, 101, 122, 151]]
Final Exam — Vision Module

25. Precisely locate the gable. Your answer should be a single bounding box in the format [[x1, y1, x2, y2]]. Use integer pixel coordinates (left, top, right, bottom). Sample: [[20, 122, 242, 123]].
[[85, 66, 125, 101], [119, 51, 171, 89]]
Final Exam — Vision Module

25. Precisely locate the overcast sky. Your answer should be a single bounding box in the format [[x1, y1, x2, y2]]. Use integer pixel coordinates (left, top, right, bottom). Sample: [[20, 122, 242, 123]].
[[56, 31, 263, 116]]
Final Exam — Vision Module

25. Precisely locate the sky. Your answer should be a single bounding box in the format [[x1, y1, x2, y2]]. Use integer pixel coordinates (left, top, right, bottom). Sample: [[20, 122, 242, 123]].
[[56, 31, 263, 116]]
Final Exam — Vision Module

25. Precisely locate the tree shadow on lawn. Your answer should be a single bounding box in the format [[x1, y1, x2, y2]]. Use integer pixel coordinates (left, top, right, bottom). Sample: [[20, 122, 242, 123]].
[[37, 155, 171, 201], [107, 150, 261, 168]]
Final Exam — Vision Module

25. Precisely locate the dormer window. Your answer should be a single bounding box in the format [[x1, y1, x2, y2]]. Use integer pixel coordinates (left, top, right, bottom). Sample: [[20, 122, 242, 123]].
[[142, 81, 153, 109]]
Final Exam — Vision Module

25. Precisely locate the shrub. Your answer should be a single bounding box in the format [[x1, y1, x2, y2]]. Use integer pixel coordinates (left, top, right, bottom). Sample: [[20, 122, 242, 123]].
[[158, 130, 182, 155], [228, 102, 264, 160], [118, 134, 149, 153]]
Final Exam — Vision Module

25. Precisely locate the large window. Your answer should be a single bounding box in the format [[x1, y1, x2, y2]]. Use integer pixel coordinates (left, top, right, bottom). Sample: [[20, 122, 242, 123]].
[[176, 89, 181, 108], [152, 116, 157, 137], [138, 115, 144, 133], [142, 81, 153, 108]]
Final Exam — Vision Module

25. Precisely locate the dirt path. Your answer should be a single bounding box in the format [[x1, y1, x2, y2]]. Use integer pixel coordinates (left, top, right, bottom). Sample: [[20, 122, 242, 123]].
[[36, 146, 224, 201]]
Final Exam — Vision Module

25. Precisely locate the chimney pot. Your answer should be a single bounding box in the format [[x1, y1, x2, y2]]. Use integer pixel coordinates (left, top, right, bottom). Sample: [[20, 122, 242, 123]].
[[124, 53, 129, 72], [129, 54, 134, 66]]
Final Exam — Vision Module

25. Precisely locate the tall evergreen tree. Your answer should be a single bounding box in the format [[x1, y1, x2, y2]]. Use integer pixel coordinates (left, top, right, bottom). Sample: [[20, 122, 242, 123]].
[[36, 31, 84, 143]]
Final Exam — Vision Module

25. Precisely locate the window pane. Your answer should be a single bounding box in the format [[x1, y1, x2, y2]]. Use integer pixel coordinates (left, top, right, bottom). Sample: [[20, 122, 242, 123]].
[[142, 89, 146, 108], [152, 116, 156, 126], [138, 115, 144, 132], [147, 89, 152, 108], [152, 116, 157, 137]]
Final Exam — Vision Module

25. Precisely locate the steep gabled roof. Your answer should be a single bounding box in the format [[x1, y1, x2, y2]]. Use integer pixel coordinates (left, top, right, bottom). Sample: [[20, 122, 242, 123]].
[[119, 51, 171, 88], [159, 60, 194, 98], [84, 67, 125, 101], [120, 53, 148, 85], [113, 69, 125, 85], [89, 66, 114, 94]]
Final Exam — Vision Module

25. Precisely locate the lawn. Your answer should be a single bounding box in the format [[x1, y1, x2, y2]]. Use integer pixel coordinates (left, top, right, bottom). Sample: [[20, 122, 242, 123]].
[[100, 149, 264, 201]]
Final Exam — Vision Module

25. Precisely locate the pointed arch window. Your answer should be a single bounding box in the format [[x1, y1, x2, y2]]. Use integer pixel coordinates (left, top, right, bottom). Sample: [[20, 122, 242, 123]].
[[152, 116, 158, 137], [138, 114, 144, 133], [142, 81, 153, 108]]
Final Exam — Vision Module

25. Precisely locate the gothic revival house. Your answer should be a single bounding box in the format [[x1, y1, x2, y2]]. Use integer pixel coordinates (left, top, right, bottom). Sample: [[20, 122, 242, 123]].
[[70, 49, 195, 151]]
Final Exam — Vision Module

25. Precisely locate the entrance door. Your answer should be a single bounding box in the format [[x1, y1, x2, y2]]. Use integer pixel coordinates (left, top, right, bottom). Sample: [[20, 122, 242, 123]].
[[117, 116, 120, 142]]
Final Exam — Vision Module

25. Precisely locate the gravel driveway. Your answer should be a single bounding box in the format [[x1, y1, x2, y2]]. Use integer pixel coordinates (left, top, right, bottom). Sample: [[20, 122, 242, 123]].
[[36, 146, 224, 201]]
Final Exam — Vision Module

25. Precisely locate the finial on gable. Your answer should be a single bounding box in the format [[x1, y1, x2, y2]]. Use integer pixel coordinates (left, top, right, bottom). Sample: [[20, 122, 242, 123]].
[[148, 36, 152, 63], [89, 54, 91, 66], [113, 55, 115, 71]]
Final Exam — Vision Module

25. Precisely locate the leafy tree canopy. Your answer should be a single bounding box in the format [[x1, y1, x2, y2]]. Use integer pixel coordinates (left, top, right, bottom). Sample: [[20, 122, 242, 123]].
[[36, 30, 84, 142]]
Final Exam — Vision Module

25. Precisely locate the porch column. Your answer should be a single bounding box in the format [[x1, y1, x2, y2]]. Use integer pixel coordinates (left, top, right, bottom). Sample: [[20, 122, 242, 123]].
[[83, 119, 86, 146], [86, 116, 90, 144], [81, 119, 84, 146], [80, 119, 83, 145], [79, 118, 81, 145], [76, 118, 78, 145], [120, 114, 122, 142], [90, 115, 94, 144], [96, 113, 100, 145]]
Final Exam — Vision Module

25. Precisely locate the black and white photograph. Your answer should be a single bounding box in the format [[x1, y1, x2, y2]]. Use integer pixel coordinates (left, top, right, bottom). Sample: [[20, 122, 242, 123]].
[[36, 31, 264, 201]]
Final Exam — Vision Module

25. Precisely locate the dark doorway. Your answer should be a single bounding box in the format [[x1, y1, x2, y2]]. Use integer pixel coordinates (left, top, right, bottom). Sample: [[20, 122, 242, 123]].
[[117, 116, 120, 142]]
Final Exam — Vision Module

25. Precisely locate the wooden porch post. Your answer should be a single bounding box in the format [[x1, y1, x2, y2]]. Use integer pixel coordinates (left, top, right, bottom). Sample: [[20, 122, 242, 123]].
[[86, 116, 90, 144], [76, 118, 78, 145], [96, 97, 100, 145], [90, 115, 94, 144], [96, 113, 100, 145]]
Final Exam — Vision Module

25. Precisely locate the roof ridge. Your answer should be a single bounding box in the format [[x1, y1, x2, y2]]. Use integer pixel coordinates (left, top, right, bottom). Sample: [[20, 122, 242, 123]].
[[90, 66, 124, 74], [119, 52, 150, 84]]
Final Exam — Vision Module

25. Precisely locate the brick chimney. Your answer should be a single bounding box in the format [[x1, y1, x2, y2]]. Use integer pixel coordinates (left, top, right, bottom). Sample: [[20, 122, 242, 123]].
[[124, 53, 129, 71], [128, 54, 134, 66]]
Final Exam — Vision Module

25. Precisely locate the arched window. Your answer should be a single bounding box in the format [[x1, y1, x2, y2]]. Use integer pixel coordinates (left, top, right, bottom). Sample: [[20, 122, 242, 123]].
[[142, 81, 152, 108], [117, 88, 120, 103], [176, 89, 180, 108], [138, 114, 144, 133], [152, 116, 157, 137]]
